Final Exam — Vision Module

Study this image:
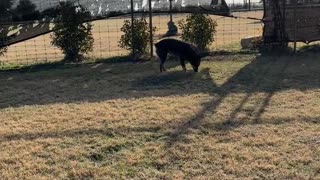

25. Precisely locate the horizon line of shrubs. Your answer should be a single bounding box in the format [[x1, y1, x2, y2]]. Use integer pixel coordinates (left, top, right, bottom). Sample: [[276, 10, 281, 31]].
[[1, 0, 218, 62]]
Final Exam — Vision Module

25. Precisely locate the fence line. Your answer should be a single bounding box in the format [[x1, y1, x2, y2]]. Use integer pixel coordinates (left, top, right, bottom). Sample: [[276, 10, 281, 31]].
[[0, 9, 264, 66]]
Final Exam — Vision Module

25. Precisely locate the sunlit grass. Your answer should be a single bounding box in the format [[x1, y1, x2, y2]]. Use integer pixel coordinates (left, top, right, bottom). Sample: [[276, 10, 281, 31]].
[[0, 53, 319, 179]]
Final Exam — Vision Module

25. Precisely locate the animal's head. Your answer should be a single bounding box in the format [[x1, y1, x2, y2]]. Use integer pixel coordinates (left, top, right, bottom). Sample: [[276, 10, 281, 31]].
[[192, 51, 212, 72], [191, 57, 201, 72]]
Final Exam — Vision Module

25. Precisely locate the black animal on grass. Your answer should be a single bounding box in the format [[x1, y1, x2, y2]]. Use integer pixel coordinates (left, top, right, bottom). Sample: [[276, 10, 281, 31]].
[[155, 38, 207, 72]]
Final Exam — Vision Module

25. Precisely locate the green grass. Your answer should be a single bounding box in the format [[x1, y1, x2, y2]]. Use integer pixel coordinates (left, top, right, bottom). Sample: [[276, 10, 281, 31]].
[[0, 53, 319, 179]]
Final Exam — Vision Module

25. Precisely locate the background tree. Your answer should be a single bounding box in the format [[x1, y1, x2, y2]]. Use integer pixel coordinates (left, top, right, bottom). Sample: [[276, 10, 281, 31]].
[[51, 2, 94, 62], [13, 0, 40, 21], [0, 0, 13, 17], [178, 14, 217, 50], [119, 17, 157, 58], [41, 7, 60, 20]]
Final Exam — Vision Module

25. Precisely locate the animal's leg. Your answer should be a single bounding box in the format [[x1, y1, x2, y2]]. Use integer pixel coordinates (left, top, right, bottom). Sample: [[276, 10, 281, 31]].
[[160, 62, 167, 72], [156, 48, 167, 72], [180, 57, 187, 71]]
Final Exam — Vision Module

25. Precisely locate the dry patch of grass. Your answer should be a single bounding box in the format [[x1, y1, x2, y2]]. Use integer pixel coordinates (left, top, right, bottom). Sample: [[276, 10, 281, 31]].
[[0, 53, 320, 179]]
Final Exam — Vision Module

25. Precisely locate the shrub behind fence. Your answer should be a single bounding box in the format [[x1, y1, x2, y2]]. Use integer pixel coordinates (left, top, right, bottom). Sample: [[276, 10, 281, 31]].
[[0, 0, 264, 66]]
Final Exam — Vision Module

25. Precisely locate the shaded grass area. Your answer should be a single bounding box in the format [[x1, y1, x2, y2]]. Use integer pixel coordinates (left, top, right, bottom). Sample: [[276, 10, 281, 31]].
[[0, 53, 320, 179], [0, 56, 133, 71]]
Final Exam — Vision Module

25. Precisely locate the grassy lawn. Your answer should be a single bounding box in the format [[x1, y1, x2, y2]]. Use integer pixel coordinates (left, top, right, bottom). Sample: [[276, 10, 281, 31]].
[[0, 53, 319, 179]]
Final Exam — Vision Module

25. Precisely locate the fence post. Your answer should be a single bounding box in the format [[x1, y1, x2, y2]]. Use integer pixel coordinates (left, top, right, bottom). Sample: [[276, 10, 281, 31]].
[[170, 0, 173, 22], [149, 0, 154, 58], [131, 0, 135, 58], [293, 0, 297, 52]]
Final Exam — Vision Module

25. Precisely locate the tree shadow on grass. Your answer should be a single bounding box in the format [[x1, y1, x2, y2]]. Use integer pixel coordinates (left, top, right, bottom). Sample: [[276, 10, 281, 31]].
[[0, 125, 163, 143], [0, 56, 220, 109], [1, 54, 319, 110], [0, 53, 320, 146], [165, 54, 320, 147]]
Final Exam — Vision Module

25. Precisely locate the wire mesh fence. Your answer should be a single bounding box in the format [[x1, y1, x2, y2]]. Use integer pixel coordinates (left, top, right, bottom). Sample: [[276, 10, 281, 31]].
[[0, 0, 264, 66]]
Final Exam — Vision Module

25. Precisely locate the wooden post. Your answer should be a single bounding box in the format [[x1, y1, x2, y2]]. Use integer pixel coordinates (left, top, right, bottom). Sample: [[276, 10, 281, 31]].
[[149, 0, 153, 57], [131, 0, 135, 57], [282, 0, 285, 29], [170, 0, 173, 22], [282, 0, 286, 45], [293, 0, 298, 52]]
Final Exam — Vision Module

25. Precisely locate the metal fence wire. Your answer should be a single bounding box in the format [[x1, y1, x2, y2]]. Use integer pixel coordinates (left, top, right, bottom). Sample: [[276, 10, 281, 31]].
[[0, 0, 265, 66]]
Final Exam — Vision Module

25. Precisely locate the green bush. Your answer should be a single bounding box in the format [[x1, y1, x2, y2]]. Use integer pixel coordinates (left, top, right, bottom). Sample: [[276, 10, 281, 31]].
[[178, 14, 217, 50], [51, 2, 94, 62], [119, 17, 157, 58]]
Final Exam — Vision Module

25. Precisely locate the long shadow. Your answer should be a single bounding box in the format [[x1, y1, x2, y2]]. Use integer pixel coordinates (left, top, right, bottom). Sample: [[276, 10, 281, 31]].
[[0, 126, 162, 143], [0, 59, 187, 109], [1, 54, 320, 110], [229, 56, 291, 124], [165, 54, 320, 147], [164, 58, 271, 146], [1, 53, 320, 147]]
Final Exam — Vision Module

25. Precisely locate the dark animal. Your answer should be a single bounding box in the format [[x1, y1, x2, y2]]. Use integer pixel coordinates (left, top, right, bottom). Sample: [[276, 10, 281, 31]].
[[155, 38, 205, 72]]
